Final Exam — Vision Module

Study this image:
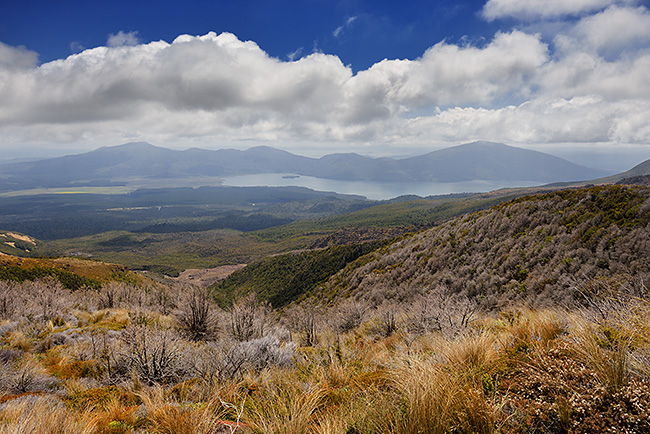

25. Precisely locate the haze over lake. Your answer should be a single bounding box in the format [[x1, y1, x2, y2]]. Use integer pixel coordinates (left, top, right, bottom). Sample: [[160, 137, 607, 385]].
[[222, 173, 541, 200]]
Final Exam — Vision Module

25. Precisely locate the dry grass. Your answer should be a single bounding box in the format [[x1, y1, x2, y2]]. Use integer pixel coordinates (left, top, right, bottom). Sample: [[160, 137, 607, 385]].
[[0, 396, 93, 434], [394, 356, 501, 434], [244, 371, 325, 434], [3, 287, 650, 434], [138, 387, 232, 434]]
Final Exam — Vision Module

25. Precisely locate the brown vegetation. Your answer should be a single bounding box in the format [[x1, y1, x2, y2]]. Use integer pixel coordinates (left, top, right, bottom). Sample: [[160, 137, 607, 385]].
[[317, 185, 650, 310], [0, 274, 649, 433], [2, 184, 650, 433]]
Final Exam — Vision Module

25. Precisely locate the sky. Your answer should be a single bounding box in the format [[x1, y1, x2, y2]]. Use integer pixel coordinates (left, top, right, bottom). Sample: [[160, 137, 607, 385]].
[[1, 0, 650, 171]]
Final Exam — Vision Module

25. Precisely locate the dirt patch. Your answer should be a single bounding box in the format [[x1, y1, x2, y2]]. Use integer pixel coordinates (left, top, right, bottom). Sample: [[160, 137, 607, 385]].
[[2, 232, 37, 245], [174, 264, 247, 287]]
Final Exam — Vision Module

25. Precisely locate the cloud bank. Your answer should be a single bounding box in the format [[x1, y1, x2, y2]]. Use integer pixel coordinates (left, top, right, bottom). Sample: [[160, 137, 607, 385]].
[[0, 2, 649, 155]]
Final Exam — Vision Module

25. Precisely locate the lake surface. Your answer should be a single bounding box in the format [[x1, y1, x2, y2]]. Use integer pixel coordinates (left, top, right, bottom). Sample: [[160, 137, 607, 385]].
[[222, 173, 541, 201]]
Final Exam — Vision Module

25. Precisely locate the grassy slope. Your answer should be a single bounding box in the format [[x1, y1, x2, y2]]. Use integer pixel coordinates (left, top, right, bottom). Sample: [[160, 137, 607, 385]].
[[0, 253, 153, 289], [2, 279, 650, 433], [3, 185, 650, 433]]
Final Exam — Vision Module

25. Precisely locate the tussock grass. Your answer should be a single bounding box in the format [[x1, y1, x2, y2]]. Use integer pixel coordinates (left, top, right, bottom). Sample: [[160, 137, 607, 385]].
[[394, 353, 502, 434], [0, 396, 93, 434], [244, 372, 325, 434], [3, 287, 650, 433]]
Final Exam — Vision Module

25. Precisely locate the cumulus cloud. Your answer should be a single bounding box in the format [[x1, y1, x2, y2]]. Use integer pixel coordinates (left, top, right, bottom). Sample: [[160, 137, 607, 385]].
[[0, 2, 649, 156], [107, 30, 140, 47], [562, 5, 650, 56], [346, 30, 548, 114], [482, 0, 637, 21], [0, 42, 38, 70], [406, 97, 650, 145], [0, 30, 547, 134]]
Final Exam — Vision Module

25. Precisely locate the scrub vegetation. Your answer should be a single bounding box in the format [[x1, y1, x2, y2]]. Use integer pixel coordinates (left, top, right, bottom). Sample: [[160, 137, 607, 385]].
[[1, 184, 650, 433]]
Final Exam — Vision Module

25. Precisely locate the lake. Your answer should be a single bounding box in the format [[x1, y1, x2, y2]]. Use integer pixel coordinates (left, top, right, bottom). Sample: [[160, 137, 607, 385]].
[[222, 173, 541, 201]]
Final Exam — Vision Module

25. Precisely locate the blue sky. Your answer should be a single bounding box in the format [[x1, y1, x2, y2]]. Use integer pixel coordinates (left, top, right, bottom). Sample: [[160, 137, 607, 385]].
[[2, 0, 494, 71], [2, 0, 650, 170]]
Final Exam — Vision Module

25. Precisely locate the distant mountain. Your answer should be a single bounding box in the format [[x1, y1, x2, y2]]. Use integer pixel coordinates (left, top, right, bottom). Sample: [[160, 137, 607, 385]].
[[398, 141, 605, 182], [0, 141, 609, 192]]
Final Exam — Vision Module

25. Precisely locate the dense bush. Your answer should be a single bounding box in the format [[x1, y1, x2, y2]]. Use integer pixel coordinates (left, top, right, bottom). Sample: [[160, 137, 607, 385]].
[[319, 185, 650, 311], [211, 240, 386, 307]]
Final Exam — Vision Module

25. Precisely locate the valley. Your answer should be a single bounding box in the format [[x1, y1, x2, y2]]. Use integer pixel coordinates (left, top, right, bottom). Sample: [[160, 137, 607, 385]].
[[2, 142, 650, 433], [3, 2, 650, 430]]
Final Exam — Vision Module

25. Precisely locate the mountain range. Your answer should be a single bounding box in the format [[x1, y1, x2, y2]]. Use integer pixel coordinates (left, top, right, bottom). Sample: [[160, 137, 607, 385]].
[[0, 141, 612, 193]]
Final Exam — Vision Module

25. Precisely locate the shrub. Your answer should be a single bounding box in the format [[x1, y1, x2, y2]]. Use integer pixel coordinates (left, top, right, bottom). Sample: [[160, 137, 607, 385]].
[[177, 286, 218, 341], [120, 324, 188, 386], [226, 294, 267, 342], [0, 357, 58, 394], [192, 335, 295, 381]]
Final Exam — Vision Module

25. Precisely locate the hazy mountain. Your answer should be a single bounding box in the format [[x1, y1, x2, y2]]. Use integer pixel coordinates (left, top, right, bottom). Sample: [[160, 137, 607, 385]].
[[399, 141, 606, 182], [0, 141, 610, 192]]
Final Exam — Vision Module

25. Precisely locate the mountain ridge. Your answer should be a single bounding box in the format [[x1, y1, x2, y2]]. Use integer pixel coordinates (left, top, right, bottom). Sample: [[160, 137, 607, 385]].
[[0, 141, 611, 192]]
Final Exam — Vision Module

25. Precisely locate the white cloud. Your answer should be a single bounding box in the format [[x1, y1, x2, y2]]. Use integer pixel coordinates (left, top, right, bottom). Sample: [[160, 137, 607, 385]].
[[0, 30, 547, 135], [333, 16, 358, 38], [482, 0, 637, 21], [564, 5, 650, 56], [336, 30, 548, 129], [405, 96, 650, 145], [0, 42, 38, 70], [286, 47, 304, 61], [107, 30, 140, 47], [539, 52, 650, 101], [0, 8, 649, 157]]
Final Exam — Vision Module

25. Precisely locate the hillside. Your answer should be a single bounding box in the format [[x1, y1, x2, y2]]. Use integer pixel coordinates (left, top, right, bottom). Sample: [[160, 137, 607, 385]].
[[211, 241, 386, 308], [3, 185, 650, 434], [0, 141, 607, 192], [596, 158, 650, 184], [396, 141, 606, 182], [0, 252, 153, 290], [205, 185, 650, 310], [311, 184, 650, 309], [0, 231, 39, 256]]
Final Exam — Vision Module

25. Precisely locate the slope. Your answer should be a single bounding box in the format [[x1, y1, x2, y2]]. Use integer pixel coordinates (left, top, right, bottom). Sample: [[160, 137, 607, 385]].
[[310, 184, 650, 308], [0, 252, 153, 290], [596, 158, 650, 184]]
